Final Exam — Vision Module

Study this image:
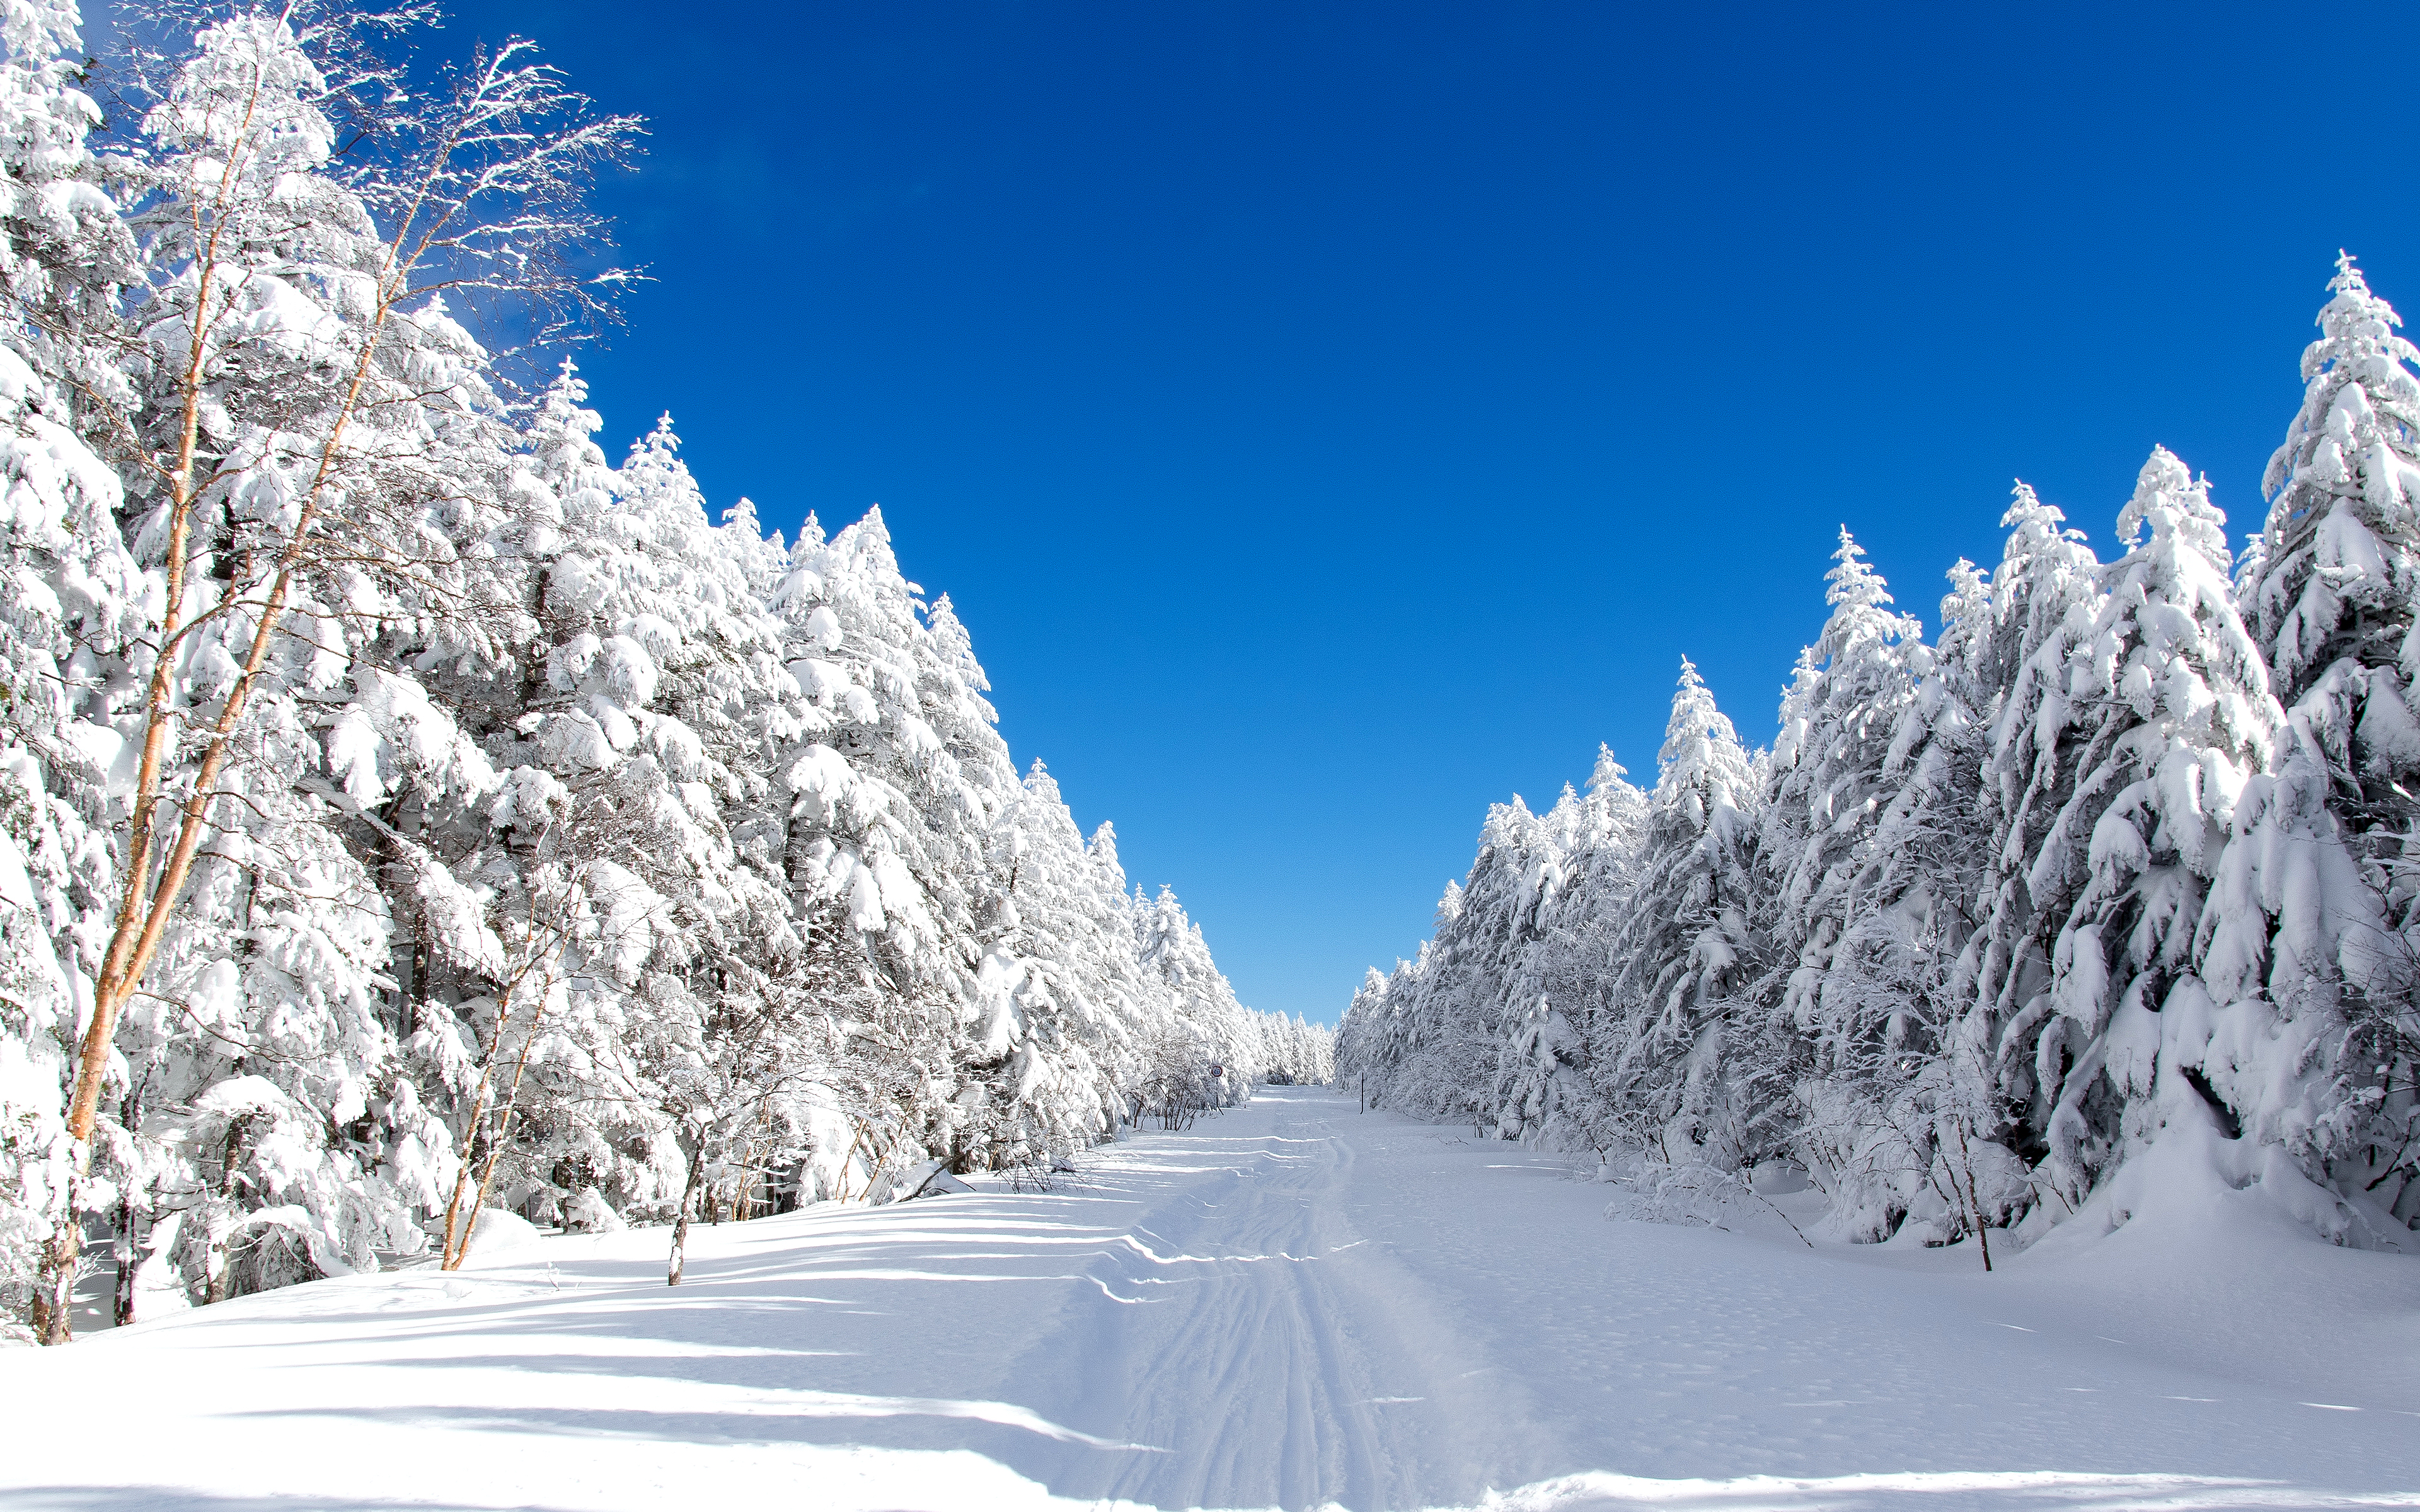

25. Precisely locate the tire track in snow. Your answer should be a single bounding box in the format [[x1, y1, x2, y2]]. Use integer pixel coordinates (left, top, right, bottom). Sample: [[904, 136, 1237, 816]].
[[1009, 1094, 1555, 1511]]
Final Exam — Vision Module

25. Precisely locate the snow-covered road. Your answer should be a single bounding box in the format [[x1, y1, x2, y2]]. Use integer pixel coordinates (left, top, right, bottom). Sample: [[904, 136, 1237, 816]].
[[4, 1087, 2417, 1511]]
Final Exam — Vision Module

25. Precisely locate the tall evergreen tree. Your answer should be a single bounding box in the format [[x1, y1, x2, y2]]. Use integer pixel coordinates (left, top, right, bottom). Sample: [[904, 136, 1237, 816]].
[[1762, 529, 1927, 1036], [2024, 450, 2278, 1202], [1966, 484, 2108, 1169], [1588, 662, 1765, 1164]]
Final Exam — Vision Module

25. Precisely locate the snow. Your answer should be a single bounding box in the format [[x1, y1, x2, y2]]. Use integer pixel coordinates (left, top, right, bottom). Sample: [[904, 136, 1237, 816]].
[[4, 1087, 2412, 1512], [457, 1208, 543, 1263]]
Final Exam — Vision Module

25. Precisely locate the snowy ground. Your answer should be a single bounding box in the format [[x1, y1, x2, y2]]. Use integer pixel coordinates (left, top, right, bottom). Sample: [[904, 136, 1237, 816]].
[[3, 1087, 2416, 1512]]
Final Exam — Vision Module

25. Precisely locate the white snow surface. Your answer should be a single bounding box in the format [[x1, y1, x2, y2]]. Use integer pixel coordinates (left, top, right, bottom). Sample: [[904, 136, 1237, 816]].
[[3, 1087, 2415, 1512]]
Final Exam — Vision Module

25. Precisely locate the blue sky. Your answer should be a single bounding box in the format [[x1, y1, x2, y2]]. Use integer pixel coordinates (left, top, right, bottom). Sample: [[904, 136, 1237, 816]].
[[444, 1, 2420, 1024]]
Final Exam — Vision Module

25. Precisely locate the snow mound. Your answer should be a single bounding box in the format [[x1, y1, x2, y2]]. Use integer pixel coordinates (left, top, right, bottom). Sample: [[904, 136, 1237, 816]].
[[563, 1189, 625, 1232], [458, 1208, 543, 1264]]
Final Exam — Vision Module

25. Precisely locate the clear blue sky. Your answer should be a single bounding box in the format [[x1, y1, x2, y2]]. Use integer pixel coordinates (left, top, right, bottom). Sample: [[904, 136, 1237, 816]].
[[442, 0, 2420, 1024]]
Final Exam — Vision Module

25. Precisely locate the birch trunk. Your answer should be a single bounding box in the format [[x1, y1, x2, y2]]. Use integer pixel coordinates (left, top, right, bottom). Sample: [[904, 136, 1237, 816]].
[[667, 1142, 706, 1287]]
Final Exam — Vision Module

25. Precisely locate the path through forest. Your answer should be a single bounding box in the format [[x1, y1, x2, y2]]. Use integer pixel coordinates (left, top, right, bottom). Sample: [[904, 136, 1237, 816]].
[[4, 1087, 2417, 1511]]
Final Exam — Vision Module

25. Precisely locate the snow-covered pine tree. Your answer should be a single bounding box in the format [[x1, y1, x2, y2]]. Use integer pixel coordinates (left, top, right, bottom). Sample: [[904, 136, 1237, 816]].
[[971, 761, 1129, 1169], [775, 512, 970, 997], [1334, 965, 1393, 1097], [1763, 530, 1930, 1035], [434, 410, 809, 1261], [1079, 819, 1167, 1105], [2242, 254, 2420, 810], [763, 512, 976, 1180], [1782, 554, 2014, 1255], [1132, 886, 1261, 1115], [1964, 484, 2108, 1174], [2192, 256, 2420, 1240], [1378, 796, 1564, 1126], [1492, 748, 1647, 1148], [2008, 450, 2279, 1206], [1589, 660, 1766, 1167]]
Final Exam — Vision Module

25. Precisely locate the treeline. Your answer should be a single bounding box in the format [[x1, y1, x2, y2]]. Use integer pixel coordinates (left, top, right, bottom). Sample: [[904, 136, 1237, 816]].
[[0, 0, 1329, 1344], [1341, 258, 2420, 1259]]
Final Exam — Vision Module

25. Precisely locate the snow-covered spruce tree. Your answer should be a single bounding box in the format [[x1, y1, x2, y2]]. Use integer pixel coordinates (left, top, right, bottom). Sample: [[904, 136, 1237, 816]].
[[2189, 257, 2420, 1240], [1248, 1009, 1332, 1085], [923, 595, 1090, 1170], [0, 357, 139, 1340], [773, 513, 972, 1007], [0, 0, 129, 409], [1964, 484, 2107, 1174], [421, 409, 806, 1267], [1765, 530, 1930, 1032], [1132, 885, 1260, 1118], [647, 493, 858, 1243], [1753, 531, 1966, 1235], [2241, 254, 2420, 813], [1342, 756, 1642, 1141], [1482, 782, 1583, 1143], [1079, 819, 1172, 1102], [971, 761, 1131, 1169], [2007, 450, 2279, 1209], [1339, 947, 1439, 1108], [1487, 751, 1647, 1148], [1334, 965, 1393, 1095], [1374, 798, 1563, 1125], [1789, 551, 2021, 1258], [1832, 553, 2017, 1256], [1586, 662, 1767, 1166], [1493, 986, 1582, 1147], [379, 358, 618, 1243], [773, 518, 1061, 1172]]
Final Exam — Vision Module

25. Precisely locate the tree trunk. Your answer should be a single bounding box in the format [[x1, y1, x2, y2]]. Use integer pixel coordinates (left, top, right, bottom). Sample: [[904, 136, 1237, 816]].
[[29, 1218, 77, 1345], [113, 1191, 141, 1328], [442, 975, 555, 1269], [1950, 1120, 1994, 1273], [667, 1143, 706, 1287]]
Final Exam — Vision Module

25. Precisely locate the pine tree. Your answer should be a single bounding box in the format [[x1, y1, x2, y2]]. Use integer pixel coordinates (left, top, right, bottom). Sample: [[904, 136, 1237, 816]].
[[971, 762, 1128, 1167], [2244, 253, 2420, 779], [1132, 886, 1261, 1114], [1591, 660, 1766, 1166], [1763, 529, 1928, 1039], [1492, 747, 1647, 1147], [2198, 255, 2420, 1237], [1966, 484, 2108, 1171], [2014, 450, 2279, 1202]]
